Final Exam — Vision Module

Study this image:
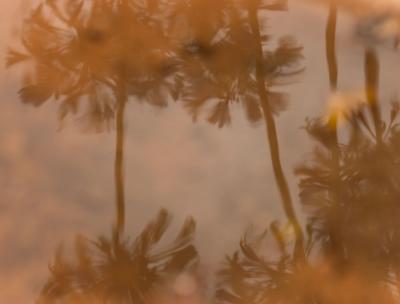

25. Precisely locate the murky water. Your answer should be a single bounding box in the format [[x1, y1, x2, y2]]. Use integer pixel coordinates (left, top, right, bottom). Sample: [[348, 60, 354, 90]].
[[2, 0, 400, 303]]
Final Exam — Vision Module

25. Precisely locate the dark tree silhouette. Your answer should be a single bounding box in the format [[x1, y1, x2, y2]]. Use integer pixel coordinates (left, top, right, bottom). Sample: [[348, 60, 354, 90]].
[[36, 209, 198, 304], [216, 223, 323, 304], [215, 102, 400, 304], [173, 0, 305, 263], [8, 5, 201, 304], [7, 0, 181, 236], [295, 43, 400, 294], [215, 219, 398, 304], [215, 13, 400, 304], [8, 1, 305, 249]]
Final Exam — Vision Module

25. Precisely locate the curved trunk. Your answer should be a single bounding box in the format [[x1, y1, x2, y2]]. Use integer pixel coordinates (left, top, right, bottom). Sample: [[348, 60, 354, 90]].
[[115, 86, 127, 236], [247, 3, 305, 263]]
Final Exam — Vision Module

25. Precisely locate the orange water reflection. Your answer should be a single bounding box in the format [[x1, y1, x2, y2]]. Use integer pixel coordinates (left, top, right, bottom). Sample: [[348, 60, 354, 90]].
[[2, 0, 400, 303]]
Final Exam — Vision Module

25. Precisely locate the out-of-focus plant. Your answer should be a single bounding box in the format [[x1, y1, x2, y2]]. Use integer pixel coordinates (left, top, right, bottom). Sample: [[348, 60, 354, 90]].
[[7, 0, 182, 236], [171, 0, 305, 263], [36, 209, 198, 304]]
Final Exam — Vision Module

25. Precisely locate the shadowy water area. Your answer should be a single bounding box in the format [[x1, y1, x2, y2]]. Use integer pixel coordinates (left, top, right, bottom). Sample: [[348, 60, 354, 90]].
[[2, 0, 400, 303]]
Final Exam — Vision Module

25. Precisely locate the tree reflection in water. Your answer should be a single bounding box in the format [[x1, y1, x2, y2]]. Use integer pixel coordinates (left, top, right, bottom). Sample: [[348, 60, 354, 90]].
[[7, 0, 182, 236], [36, 209, 198, 304], [8, 2, 199, 304], [8, 0, 306, 265], [175, 0, 305, 263], [216, 23, 400, 304], [8, 0, 400, 303]]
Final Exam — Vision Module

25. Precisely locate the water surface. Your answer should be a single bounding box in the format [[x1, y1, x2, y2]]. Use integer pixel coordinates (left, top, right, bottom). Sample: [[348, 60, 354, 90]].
[[1, 0, 400, 303]]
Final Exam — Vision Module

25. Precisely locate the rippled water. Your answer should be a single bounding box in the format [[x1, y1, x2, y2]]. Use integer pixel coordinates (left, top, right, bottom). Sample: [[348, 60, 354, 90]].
[[1, 0, 400, 303]]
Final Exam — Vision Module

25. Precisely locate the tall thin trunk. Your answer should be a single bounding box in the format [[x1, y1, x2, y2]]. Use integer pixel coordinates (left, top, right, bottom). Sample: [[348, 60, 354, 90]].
[[326, 5, 338, 92], [325, 4, 339, 151], [364, 47, 382, 144], [247, 3, 305, 263], [325, 5, 345, 268], [115, 85, 127, 236]]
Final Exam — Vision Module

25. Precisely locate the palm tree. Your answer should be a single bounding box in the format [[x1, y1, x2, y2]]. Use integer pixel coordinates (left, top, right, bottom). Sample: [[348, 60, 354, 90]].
[[295, 44, 400, 293], [173, 0, 305, 263], [7, 0, 179, 236], [36, 209, 198, 304], [321, 0, 344, 268], [247, 0, 305, 264], [8, 5, 200, 303], [216, 223, 314, 304], [216, 67, 400, 303], [216, 216, 399, 304], [216, 13, 400, 303]]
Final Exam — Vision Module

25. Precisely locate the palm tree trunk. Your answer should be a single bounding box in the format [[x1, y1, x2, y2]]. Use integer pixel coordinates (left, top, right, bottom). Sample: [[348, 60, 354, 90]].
[[325, 4, 339, 149], [364, 47, 382, 144], [247, 3, 305, 263], [325, 4, 339, 161], [326, 5, 338, 92], [325, 5, 346, 269], [115, 85, 127, 236]]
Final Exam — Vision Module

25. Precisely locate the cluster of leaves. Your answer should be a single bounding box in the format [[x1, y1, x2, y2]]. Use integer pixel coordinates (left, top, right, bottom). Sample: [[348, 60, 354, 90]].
[[37, 209, 198, 304], [8, 0, 303, 131], [175, 0, 303, 128], [8, 0, 179, 132], [296, 102, 400, 269], [214, 77, 400, 303], [216, 224, 296, 304]]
